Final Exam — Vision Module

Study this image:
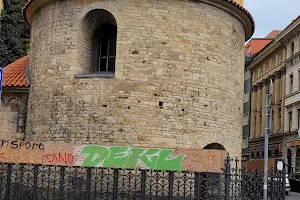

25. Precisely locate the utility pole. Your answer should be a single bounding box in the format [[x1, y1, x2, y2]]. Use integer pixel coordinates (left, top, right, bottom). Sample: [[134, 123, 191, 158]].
[[264, 79, 273, 200]]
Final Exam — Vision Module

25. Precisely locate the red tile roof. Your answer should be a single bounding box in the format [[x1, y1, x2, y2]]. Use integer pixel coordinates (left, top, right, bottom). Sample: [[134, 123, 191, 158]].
[[2, 56, 29, 87], [265, 30, 281, 39], [244, 30, 282, 56], [244, 39, 272, 56]]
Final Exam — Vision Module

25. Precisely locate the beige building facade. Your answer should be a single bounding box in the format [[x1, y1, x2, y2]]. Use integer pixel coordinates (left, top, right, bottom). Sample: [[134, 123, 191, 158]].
[[0, 0, 3, 11], [248, 17, 300, 171], [22, 0, 254, 159], [248, 37, 287, 159], [282, 17, 300, 173]]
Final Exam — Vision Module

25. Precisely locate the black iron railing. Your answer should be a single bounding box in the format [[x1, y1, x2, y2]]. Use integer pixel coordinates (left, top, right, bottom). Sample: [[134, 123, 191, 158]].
[[0, 155, 286, 200]]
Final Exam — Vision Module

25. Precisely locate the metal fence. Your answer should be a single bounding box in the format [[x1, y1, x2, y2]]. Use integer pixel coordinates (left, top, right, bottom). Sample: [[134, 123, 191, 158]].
[[0, 155, 285, 200]]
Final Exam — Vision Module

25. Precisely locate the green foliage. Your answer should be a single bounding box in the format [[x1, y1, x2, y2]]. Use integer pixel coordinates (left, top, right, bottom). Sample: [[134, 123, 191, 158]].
[[0, 0, 30, 67]]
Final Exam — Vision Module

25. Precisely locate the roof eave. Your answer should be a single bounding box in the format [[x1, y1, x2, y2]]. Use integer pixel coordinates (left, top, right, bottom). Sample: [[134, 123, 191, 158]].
[[23, 0, 255, 41]]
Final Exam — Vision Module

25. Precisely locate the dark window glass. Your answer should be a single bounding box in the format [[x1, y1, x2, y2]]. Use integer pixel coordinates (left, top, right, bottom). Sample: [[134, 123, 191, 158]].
[[92, 24, 117, 73]]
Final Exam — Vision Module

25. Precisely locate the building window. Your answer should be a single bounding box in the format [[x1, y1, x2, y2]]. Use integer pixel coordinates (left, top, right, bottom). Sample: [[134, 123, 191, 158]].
[[243, 113, 249, 126], [92, 24, 117, 73], [291, 42, 295, 56], [244, 91, 250, 103], [278, 52, 282, 64], [272, 58, 275, 69], [289, 111, 293, 132], [247, 46, 251, 55], [296, 148, 300, 172], [266, 62, 269, 72], [253, 70, 257, 80], [290, 74, 294, 94]]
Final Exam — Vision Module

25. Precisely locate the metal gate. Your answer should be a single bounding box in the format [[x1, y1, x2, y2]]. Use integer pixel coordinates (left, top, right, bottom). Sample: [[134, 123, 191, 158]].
[[0, 156, 286, 200]]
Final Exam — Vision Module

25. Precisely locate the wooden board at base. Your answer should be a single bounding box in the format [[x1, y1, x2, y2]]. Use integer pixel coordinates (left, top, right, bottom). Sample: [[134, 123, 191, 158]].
[[0, 139, 227, 173]]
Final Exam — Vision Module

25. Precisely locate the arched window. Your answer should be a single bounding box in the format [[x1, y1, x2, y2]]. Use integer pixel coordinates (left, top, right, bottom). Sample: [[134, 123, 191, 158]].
[[291, 42, 295, 56], [92, 23, 117, 73], [203, 143, 225, 150], [80, 9, 117, 76]]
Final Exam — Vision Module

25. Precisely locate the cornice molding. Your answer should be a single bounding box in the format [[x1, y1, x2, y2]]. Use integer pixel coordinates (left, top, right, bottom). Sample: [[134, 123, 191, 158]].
[[248, 42, 283, 70], [248, 17, 300, 70], [23, 0, 255, 41]]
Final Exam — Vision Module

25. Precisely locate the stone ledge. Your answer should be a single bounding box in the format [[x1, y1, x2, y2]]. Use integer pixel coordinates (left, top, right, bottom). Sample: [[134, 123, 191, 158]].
[[74, 72, 115, 79]]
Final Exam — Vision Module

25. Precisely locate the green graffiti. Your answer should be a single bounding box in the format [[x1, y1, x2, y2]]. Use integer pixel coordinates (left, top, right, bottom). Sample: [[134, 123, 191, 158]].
[[103, 146, 131, 168], [80, 145, 184, 171], [80, 145, 109, 167]]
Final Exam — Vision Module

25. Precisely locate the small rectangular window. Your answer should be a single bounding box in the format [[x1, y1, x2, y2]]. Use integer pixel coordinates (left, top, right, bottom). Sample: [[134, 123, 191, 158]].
[[289, 111, 293, 132], [290, 74, 294, 94], [272, 58, 275, 68], [243, 113, 249, 126], [279, 52, 282, 64], [92, 23, 117, 74]]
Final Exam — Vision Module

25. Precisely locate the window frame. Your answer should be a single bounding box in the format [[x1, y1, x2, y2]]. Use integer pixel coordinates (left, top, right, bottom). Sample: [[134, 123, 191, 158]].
[[91, 24, 117, 75], [290, 74, 294, 94]]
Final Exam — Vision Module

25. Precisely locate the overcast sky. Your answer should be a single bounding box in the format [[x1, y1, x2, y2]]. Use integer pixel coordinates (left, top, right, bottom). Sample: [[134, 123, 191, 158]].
[[244, 0, 300, 39]]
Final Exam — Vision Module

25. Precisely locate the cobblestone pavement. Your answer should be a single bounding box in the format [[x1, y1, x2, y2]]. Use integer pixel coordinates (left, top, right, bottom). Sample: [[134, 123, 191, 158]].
[[286, 191, 300, 200]]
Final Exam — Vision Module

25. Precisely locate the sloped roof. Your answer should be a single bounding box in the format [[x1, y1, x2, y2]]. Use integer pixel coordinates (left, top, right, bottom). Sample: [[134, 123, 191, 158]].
[[2, 56, 29, 87], [265, 30, 281, 39]]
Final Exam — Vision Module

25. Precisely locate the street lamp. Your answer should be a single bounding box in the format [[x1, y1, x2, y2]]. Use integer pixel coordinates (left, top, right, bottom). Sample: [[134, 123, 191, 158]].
[[264, 79, 273, 200]]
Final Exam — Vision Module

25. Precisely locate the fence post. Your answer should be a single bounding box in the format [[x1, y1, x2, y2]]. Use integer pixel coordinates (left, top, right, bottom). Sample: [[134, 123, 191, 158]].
[[168, 171, 174, 200], [282, 163, 286, 200], [112, 169, 119, 200], [59, 166, 65, 200], [31, 165, 38, 200], [270, 168, 273, 200], [5, 163, 12, 200], [141, 170, 146, 200], [241, 165, 246, 200], [224, 154, 231, 200], [85, 168, 91, 200], [195, 172, 202, 200]]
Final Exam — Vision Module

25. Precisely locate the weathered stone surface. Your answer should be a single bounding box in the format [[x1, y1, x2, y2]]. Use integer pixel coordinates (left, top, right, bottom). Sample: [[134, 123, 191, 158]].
[[0, 93, 28, 140], [26, 0, 246, 159]]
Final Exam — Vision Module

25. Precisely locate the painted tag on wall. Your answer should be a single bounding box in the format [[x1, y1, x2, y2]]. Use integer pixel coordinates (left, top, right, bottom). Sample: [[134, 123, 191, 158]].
[[0, 139, 227, 173]]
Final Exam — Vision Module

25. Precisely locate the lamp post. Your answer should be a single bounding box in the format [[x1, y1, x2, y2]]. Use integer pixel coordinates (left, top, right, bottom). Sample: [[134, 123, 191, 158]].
[[264, 79, 273, 200]]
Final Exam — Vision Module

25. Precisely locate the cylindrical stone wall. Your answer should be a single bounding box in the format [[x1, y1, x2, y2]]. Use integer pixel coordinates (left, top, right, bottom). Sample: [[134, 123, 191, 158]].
[[25, 0, 253, 158]]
